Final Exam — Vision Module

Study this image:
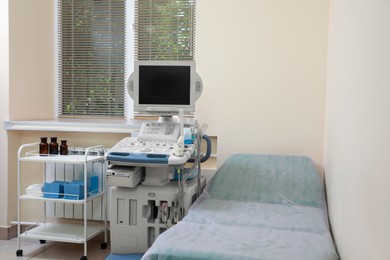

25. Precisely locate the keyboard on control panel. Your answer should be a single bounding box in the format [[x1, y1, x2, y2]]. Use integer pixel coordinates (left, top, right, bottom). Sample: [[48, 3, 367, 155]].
[[110, 137, 175, 155]]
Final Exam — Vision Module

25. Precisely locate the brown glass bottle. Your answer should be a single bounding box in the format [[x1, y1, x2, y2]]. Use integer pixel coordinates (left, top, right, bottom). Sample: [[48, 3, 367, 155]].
[[49, 137, 59, 155], [60, 140, 68, 155], [39, 137, 49, 156]]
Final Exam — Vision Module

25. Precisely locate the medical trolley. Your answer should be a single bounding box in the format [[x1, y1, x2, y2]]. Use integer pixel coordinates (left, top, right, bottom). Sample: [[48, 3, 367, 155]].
[[16, 143, 108, 260]]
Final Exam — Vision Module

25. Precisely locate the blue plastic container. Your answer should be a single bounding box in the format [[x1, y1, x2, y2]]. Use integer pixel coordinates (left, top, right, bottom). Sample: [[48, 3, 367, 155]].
[[43, 181, 67, 198], [64, 180, 84, 200], [78, 172, 99, 194], [89, 176, 99, 194]]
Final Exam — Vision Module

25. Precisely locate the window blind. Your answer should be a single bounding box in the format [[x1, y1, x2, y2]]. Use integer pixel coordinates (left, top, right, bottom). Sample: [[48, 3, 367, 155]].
[[134, 0, 196, 61], [58, 0, 127, 118]]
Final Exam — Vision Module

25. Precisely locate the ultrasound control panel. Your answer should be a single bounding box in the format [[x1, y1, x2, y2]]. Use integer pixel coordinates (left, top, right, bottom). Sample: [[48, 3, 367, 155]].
[[106, 122, 194, 166], [109, 137, 175, 154]]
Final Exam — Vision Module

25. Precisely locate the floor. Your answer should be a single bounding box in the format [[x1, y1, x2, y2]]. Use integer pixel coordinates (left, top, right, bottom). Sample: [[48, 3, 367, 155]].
[[0, 237, 111, 260]]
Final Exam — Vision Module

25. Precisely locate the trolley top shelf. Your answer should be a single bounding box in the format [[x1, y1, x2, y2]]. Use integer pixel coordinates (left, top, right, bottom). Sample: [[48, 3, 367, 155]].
[[19, 153, 104, 164], [18, 143, 105, 164]]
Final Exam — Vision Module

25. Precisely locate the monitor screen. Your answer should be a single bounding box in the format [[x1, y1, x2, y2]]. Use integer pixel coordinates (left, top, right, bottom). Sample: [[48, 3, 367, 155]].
[[129, 60, 199, 116], [139, 65, 190, 105]]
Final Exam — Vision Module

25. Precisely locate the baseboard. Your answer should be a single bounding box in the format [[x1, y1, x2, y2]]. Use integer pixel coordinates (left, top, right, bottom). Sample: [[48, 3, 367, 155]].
[[0, 225, 19, 240]]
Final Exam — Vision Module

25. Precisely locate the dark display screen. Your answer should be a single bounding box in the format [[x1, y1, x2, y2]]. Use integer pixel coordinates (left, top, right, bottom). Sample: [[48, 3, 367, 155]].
[[138, 65, 191, 105]]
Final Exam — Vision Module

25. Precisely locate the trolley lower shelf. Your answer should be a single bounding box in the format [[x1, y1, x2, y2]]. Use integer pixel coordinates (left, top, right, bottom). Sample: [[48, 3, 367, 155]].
[[20, 223, 104, 243]]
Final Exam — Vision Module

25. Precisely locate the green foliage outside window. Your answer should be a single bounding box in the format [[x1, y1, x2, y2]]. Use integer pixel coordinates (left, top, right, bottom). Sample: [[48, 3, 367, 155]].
[[58, 0, 126, 118], [135, 0, 196, 61]]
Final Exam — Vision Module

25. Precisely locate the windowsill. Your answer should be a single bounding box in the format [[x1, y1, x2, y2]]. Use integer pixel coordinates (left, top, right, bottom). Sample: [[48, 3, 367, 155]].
[[4, 119, 144, 133]]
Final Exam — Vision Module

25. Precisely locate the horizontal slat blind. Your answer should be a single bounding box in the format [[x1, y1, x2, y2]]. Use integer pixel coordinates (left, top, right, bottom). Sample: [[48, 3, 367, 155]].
[[135, 0, 196, 61], [58, 0, 127, 118]]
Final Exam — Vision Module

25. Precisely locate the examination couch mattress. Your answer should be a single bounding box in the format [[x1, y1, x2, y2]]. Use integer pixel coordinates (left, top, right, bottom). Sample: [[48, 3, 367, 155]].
[[142, 154, 339, 260]]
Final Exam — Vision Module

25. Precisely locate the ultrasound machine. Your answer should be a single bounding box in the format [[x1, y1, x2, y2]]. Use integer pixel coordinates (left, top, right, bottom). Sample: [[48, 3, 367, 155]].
[[105, 60, 210, 254]]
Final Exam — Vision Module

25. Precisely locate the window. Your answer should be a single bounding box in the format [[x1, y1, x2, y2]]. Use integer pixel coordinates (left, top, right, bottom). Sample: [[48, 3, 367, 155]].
[[134, 0, 196, 61], [57, 0, 195, 118], [57, 0, 127, 118]]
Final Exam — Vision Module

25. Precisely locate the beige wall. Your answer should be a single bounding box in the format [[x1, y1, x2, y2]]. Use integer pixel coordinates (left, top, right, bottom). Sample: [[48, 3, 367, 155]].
[[9, 0, 55, 121], [325, 0, 390, 259], [0, 0, 10, 228], [0, 0, 54, 229], [195, 0, 329, 167]]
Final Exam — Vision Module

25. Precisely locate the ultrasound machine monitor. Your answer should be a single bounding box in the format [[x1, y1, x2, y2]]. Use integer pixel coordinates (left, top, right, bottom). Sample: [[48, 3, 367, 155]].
[[127, 60, 202, 116]]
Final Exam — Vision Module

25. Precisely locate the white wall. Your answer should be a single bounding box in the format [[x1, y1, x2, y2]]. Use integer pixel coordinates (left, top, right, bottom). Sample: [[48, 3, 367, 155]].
[[0, 0, 9, 228], [325, 0, 390, 259], [196, 0, 329, 168]]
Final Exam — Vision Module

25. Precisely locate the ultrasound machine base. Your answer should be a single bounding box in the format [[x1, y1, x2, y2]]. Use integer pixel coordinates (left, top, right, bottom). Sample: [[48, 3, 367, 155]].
[[110, 176, 206, 254]]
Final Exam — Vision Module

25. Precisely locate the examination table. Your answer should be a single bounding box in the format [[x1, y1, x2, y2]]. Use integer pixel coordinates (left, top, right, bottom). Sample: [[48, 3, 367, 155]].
[[142, 154, 339, 260]]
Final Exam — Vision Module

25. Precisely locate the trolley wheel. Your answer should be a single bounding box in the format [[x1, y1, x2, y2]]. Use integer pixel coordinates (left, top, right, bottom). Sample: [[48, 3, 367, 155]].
[[100, 242, 107, 249], [39, 240, 46, 244], [80, 256, 87, 260], [16, 249, 23, 257]]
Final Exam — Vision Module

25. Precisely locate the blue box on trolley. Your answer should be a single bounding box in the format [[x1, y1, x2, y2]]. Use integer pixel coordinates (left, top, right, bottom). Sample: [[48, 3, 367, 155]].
[[43, 181, 67, 199], [64, 180, 85, 200], [43, 176, 99, 200]]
